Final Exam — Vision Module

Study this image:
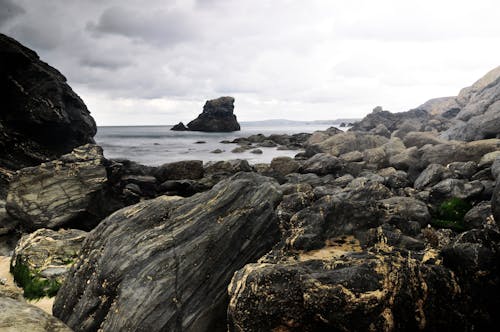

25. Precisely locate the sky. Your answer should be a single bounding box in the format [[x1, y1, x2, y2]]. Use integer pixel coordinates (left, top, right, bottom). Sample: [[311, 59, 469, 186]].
[[1, 0, 499, 126]]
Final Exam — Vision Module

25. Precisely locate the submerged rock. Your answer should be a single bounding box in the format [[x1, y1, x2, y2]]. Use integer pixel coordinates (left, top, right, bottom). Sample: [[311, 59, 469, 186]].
[[53, 173, 282, 332], [186, 96, 240, 132]]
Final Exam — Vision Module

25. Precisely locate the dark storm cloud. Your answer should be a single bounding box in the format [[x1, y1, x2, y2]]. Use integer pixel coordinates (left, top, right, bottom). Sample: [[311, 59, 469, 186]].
[[87, 6, 197, 47], [0, 0, 25, 26]]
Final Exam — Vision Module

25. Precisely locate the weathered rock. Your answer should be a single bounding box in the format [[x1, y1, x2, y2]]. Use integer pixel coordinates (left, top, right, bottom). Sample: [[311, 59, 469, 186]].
[[228, 247, 464, 332], [186, 96, 240, 132], [6, 144, 118, 230], [154, 160, 203, 182], [402, 131, 447, 148], [388, 146, 419, 171], [448, 161, 478, 179], [339, 150, 363, 162], [463, 201, 495, 230], [159, 179, 208, 197], [300, 153, 342, 176], [479, 151, 500, 168], [429, 179, 484, 202], [11, 228, 87, 287], [418, 139, 500, 167], [53, 173, 282, 332], [250, 149, 262, 154], [170, 122, 188, 131], [350, 107, 429, 134], [204, 159, 252, 176], [493, 181, 500, 223], [0, 33, 96, 170], [492, 156, 500, 180], [270, 157, 300, 176], [378, 196, 430, 232], [414, 164, 453, 190], [0, 297, 72, 331], [0, 199, 17, 235], [310, 132, 388, 156]]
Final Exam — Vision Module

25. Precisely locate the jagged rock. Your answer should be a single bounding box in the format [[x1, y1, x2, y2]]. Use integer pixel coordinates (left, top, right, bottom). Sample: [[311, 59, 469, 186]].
[[204, 159, 252, 176], [414, 164, 453, 190], [463, 201, 495, 230], [0, 297, 72, 331], [154, 160, 203, 182], [300, 153, 342, 176], [11, 228, 87, 286], [332, 174, 354, 188], [186, 96, 240, 132], [0, 34, 96, 171], [170, 122, 188, 131], [6, 144, 118, 230], [377, 167, 410, 189], [53, 173, 282, 332], [429, 179, 484, 202], [311, 132, 388, 156], [270, 157, 300, 176], [228, 246, 464, 332]]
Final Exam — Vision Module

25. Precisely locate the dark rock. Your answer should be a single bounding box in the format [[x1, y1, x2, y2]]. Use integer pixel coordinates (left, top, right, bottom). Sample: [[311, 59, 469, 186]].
[[300, 153, 342, 176], [186, 96, 240, 132], [258, 140, 277, 147], [370, 124, 391, 138], [204, 159, 252, 176], [377, 167, 410, 189], [414, 164, 453, 190], [53, 173, 282, 332], [332, 174, 354, 188], [379, 196, 430, 230], [6, 144, 120, 230], [418, 139, 500, 167], [250, 149, 262, 154], [0, 33, 96, 170], [121, 175, 158, 197], [492, 156, 500, 180], [211, 149, 224, 154], [231, 147, 246, 153], [0, 297, 72, 331], [493, 181, 500, 223], [154, 160, 203, 182], [448, 161, 478, 179], [429, 179, 484, 202], [463, 201, 495, 230], [350, 107, 429, 133], [388, 146, 419, 171], [159, 179, 208, 197], [194, 140, 206, 144], [170, 122, 188, 131], [270, 157, 300, 176], [479, 151, 500, 169]]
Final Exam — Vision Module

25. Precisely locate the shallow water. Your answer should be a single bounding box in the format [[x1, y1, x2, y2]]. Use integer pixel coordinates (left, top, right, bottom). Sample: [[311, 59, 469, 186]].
[[95, 124, 335, 166]]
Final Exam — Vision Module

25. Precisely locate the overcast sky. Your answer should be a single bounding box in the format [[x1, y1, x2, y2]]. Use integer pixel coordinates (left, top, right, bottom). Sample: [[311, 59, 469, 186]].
[[1, 0, 499, 125]]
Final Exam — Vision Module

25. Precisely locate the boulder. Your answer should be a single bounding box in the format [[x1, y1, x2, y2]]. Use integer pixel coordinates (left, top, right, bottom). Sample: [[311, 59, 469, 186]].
[[300, 153, 342, 176], [0, 297, 72, 331], [403, 131, 447, 148], [463, 201, 495, 230], [350, 107, 429, 134], [429, 179, 484, 202], [414, 164, 453, 190], [154, 160, 203, 182], [312, 132, 388, 156], [203, 159, 252, 176], [6, 144, 118, 230], [11, 228, 87, 297], [0, 33, 96, 170], [493, 181, 500, 223], [186, 96, 240, 132], [418, 139, 500, 167], [270, 157, 300, 176], [53, 173, 282, 332]]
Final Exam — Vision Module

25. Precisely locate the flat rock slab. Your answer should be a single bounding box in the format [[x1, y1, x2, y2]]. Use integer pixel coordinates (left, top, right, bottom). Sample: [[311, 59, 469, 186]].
[[54, 172, 282, 332]]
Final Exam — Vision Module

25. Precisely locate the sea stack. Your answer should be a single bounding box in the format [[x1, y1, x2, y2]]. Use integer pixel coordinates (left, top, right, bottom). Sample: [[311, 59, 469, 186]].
[[172, 96, 240, 132]]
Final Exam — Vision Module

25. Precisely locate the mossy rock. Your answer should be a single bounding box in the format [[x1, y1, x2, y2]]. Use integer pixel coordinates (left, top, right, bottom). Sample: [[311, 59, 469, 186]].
[[430, 197, 471, 231], [10, 258, 61, 300]]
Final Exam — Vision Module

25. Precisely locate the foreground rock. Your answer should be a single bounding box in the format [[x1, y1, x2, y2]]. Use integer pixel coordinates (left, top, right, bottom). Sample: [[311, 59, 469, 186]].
[[0, 33, 96, 171], [11, 228, 87, 298], [0, 297, 72, 331], [6, 144, 120, 231], [184, 96, 240, 132], [54, 173, 282, 332]]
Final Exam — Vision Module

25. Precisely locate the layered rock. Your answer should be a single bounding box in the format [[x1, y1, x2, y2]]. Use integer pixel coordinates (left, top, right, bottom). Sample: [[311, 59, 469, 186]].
[[53, 173, 282, 332], [185, 96, 240, 132], [0, 33, 96, 171], [6, 144, 120, 230], [0, 297, 72, 331]]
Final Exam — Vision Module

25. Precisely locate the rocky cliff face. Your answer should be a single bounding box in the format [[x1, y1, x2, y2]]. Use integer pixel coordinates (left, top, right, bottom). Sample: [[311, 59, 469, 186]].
[[0, 33, 96, 171], [179, 96, 240, 132]]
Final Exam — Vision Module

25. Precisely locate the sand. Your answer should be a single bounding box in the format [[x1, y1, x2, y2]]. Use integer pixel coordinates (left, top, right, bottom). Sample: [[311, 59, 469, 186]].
[[0, 255, 55, 314]]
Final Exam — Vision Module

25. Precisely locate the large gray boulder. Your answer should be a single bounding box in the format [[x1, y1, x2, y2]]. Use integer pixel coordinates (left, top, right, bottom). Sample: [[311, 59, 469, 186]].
[[0, 297, 72, 332], [186, 96, 240, 132], [0, 33, 96, 171], [6, 144, 118, 230], [53, 172, 282, 332]]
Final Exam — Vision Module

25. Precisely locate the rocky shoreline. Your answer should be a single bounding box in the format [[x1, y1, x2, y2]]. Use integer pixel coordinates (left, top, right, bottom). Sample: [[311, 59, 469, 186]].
[[1, 33, 500, 331]]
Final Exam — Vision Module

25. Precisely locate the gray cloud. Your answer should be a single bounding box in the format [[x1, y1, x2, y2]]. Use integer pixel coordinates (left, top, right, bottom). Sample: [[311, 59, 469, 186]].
[[87, 6, 197, 47], [0, 0, 25, 27], [79, 55, 133, 70]]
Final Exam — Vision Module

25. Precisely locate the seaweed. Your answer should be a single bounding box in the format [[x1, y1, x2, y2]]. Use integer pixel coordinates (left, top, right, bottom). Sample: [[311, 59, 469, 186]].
[[10, 258, 61, 300]]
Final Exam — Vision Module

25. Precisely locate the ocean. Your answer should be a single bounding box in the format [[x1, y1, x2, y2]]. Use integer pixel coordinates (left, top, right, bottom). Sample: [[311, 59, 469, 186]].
[[95, 124, 336, 166]]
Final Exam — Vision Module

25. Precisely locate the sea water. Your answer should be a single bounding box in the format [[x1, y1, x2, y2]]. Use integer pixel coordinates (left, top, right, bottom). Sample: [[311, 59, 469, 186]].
[[95, 124, 335, 166]]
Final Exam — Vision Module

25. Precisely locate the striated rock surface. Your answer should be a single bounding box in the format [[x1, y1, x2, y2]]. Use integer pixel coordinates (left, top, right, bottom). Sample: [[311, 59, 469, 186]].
[[0, 33, 96, 171], [53, 173, 282, 332], [0, 296, 72, 332], [186, 96, 240, 132], [6, 144, 120, 231], [11, 228, 87, 287]]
